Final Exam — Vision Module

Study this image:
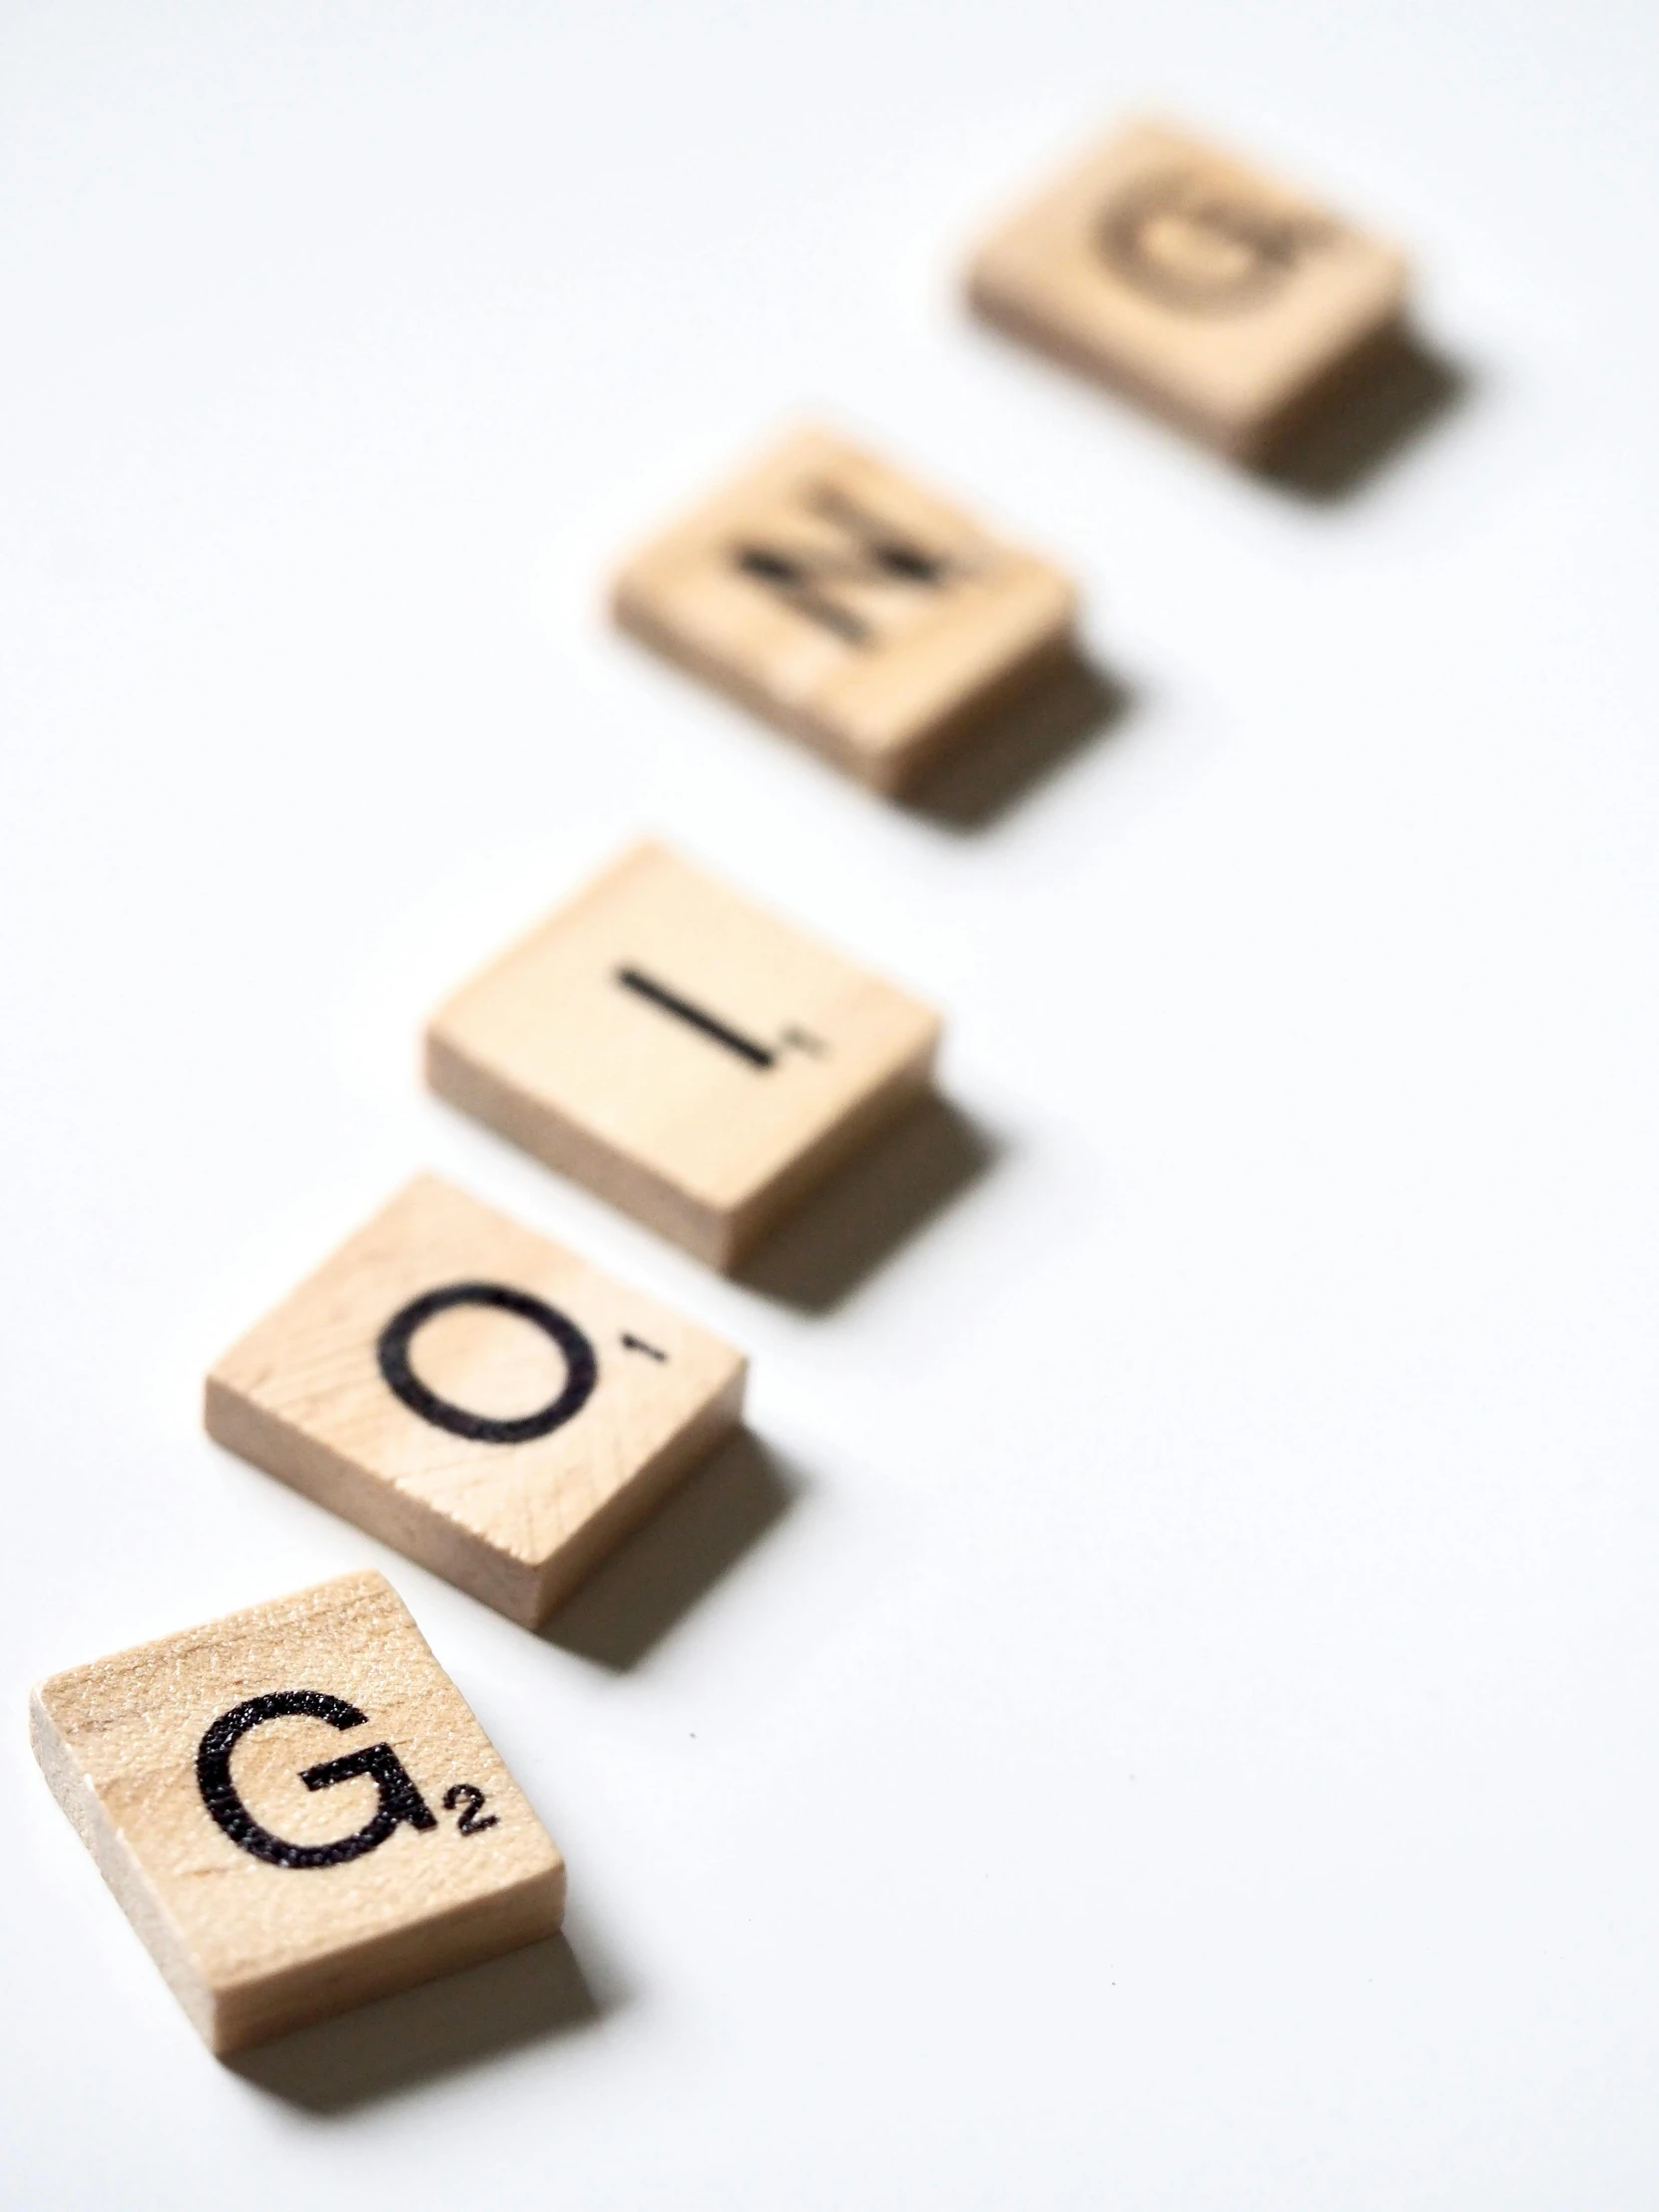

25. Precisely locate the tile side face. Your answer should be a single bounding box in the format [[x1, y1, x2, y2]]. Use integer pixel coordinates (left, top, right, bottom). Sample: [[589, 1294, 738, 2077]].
[[427, 842, 943, 1266], [208, 1174, 748, 1622], [31, 1571, 565, 2052], [612, 425, 1075, 792], [967, 119, 1408, 457]]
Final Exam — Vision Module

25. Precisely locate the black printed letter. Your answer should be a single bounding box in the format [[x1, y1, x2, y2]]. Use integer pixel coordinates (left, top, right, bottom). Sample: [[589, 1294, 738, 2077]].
[[197, 1690, 438, 1870]]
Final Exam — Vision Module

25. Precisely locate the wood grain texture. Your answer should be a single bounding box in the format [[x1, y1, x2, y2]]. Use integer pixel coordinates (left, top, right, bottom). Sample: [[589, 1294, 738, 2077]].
[[30, 1570, 565, 2053], [426, 841, 943, 1269], [611, 423, 1076, 794], [207, 1175, 747, 1624], [966, 118, 1409, 460]]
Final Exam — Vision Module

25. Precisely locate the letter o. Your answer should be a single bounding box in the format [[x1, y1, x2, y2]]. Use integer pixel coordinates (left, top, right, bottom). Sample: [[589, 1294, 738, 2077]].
[[375, 1281, 598, 1444]]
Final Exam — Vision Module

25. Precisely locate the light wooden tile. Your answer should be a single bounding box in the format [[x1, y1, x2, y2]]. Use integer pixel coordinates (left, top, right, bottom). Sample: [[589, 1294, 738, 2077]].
[[967, 119, 1409, 460], [612, 423, 1076, 794], [207, 1175, 747, 1625], [30, 1569, 565, 2053], [426, 841, 943, 1270]]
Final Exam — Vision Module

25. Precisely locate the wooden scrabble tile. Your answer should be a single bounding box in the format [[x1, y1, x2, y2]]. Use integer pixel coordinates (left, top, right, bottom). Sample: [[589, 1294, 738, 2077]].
[[30, 1569, 565, 2053], [426, 841, 942, 1270], [611, 423, 1076, 795], [966, 119, 1409, 461], [207, 1175, 746, 1626]]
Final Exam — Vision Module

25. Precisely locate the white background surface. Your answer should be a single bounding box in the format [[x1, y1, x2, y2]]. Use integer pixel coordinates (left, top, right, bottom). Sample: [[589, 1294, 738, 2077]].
[[4, 3, 1658, 2205]]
